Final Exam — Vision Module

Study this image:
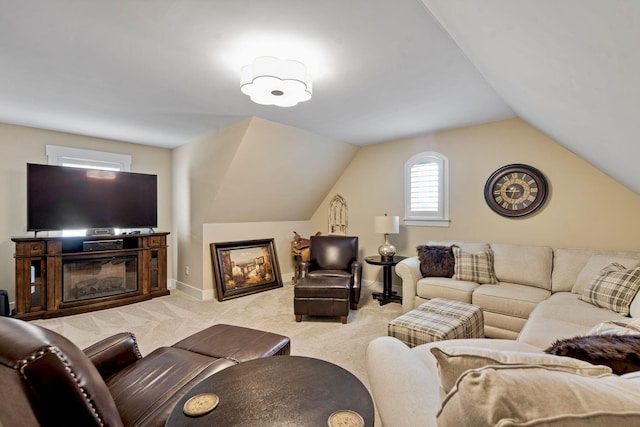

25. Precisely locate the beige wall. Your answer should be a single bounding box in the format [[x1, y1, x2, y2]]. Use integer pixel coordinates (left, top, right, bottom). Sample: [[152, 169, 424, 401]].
[[172, 119, 250, 291], [309, 118, 640, 285], [172, 117, 358, 296], [5, 116, 639, 307], [0, 123, 173, 306]]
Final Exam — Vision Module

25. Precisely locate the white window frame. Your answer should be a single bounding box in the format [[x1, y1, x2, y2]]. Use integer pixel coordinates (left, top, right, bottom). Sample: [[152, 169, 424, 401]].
[[46, 145, 131, 171], [404, 151, 450, 227], [45, 145, 132, 236]]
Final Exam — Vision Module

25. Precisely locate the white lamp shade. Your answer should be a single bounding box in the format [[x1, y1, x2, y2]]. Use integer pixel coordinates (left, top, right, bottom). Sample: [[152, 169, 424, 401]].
[[240, 56, 312, 107], [374, 215, 399, 234]]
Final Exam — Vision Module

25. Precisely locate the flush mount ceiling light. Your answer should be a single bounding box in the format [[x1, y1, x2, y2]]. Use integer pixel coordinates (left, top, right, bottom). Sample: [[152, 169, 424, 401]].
[[240, 56, 312, 107]]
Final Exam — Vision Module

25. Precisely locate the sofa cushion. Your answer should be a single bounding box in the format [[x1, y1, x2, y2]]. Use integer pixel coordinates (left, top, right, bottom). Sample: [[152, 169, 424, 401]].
[[545, 334, 640, 375], [588, 319, 640, 336], [491, 243, 553, 290], [452, 247, 497, 284], [518, 293, 628, 349], [411, 338, 544, 375], [416, 277, 478, 303], [431, 346, 612, 393], [579, 263, 640, 316], [552, 248, 595, 293], [428, 241, 489, 254], [631, 293, 640, 318], [472, 282, 550, 319], [572, 255, 640, 295], [416, 245, 455, 278], [437, 365, 640, 427]]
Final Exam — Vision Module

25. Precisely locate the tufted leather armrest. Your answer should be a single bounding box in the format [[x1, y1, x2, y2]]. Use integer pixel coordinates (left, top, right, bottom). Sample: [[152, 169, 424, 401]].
[[83, 332, 142, 380]]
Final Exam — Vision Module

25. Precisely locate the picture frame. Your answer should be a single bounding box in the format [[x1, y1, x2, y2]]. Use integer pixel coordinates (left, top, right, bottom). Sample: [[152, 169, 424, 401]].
[[210, 238, 283, 301]]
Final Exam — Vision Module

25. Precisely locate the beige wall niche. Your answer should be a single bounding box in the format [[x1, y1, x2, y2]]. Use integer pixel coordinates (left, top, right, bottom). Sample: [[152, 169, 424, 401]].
[[172, 117, 358, 296]]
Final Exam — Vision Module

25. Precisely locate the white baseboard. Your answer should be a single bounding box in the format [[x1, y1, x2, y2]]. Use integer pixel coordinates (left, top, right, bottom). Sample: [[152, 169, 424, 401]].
[[173, 280, 215, 300], [282, 272, 294, 284], [173, 272, 295, 301]]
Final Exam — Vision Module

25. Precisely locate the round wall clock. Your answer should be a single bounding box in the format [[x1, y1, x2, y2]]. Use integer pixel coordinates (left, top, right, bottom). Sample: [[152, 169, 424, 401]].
[[484, 164, 548, 218]]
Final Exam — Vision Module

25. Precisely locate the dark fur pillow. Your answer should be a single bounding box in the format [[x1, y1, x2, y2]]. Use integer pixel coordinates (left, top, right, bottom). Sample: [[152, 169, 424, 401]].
[[545, 334, 640, 375], [416, 245, 455, 278]]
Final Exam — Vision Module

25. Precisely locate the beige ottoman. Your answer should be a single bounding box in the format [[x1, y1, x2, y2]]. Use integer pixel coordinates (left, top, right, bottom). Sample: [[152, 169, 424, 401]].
[[388, 298, 484, 347]]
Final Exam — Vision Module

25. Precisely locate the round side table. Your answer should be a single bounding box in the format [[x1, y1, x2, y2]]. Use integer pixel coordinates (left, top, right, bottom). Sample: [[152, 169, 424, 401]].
[[365, 255, 406, 305]]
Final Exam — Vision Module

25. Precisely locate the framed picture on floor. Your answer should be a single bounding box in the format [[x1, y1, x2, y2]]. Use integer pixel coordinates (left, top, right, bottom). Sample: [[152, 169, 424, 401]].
[[210, 238, 283, 301]]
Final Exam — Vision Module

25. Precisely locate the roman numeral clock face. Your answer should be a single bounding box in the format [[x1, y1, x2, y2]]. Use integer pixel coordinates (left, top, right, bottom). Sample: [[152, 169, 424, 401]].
[[484, 164, 549, 217]]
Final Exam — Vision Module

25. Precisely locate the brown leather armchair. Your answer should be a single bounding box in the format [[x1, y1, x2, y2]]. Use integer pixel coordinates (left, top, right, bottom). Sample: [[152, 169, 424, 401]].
[[299, 235, 362, 310], [0, 317, 289, 427]]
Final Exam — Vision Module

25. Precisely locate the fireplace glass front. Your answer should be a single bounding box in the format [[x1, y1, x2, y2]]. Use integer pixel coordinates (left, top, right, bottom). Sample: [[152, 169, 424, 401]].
[[62, 255, 138, 303]]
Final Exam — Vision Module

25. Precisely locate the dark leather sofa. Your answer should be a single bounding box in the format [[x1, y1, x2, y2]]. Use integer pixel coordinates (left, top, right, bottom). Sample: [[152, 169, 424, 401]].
[[0, 317, 290, 427]]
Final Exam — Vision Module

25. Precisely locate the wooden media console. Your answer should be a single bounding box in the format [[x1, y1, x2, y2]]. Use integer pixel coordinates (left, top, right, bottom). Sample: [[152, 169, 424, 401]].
[[12, 232, 169, 319]]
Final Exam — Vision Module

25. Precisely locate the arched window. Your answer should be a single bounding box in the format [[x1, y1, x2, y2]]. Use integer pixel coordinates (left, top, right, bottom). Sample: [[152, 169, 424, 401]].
[[404, 152, 449, 227]]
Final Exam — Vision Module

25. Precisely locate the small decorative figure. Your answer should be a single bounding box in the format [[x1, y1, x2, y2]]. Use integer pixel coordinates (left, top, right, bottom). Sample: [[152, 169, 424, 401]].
[[291, 231, 321, 283]]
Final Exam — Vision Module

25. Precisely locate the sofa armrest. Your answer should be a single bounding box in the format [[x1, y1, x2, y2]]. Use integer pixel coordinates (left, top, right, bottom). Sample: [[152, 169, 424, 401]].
[[366, 337, 440, 427], [83, 332, 142, 379], [396, 257, 422, 312]]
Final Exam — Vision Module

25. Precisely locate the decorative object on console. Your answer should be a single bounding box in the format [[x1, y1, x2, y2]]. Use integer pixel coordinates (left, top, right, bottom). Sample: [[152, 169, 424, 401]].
[[210, 238, 283, 301], [240, 56, 312, 107], [545, 334, 640, 375], [374, 214, 399, 260], [484, 163, 548, 218], [416, 245, 455, 278]]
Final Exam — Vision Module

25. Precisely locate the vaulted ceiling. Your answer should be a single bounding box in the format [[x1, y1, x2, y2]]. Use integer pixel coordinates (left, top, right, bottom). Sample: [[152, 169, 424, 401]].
[[1, 1, 638, 194]]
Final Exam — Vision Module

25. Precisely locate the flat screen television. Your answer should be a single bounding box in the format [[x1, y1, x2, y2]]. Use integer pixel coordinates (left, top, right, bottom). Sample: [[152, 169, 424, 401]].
[[27, 163, 158, 232]]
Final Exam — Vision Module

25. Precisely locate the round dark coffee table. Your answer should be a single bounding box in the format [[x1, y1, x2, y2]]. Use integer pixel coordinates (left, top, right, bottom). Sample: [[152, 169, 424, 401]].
[[165, 355, 374, 427]]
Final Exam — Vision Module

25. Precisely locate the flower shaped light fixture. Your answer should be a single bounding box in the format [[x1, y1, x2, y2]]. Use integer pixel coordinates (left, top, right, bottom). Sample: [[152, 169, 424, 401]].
[[240, 56, 312, 107]]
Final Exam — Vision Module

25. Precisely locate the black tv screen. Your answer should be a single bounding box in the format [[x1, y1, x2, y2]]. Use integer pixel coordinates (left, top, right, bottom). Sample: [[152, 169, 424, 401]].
[[27, 163, 158, 232]]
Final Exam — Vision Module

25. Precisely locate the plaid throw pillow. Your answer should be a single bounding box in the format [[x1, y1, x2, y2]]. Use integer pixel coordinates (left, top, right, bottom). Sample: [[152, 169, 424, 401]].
[[452, 246, 497, 284], [580, 263, 640, 316]]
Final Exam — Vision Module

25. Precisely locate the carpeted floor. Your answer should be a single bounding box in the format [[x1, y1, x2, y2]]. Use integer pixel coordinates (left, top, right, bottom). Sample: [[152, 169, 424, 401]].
[[33, 280, 403, 422]]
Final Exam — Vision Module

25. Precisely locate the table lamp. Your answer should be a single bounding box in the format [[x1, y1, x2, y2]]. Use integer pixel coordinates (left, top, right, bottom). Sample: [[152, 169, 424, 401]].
[[374, 214, 400, 260]]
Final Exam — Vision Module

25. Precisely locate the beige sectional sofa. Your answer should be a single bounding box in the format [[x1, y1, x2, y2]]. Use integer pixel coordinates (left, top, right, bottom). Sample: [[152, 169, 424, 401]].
[[395, 241, 640, 346], [367, 241, 640, 426]]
